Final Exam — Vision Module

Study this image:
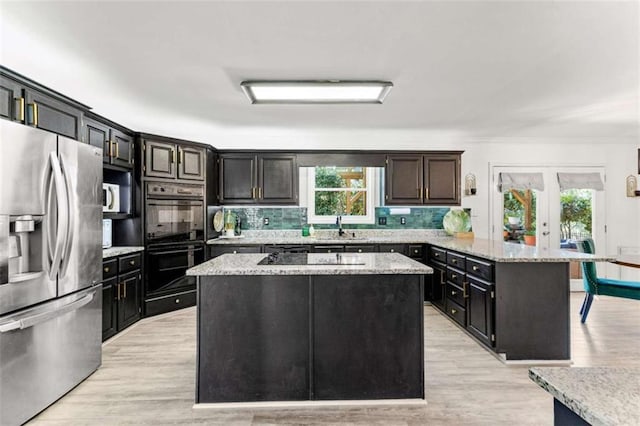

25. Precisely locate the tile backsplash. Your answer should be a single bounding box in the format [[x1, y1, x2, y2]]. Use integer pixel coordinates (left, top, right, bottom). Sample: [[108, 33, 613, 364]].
[[223, 206, 450, 230]]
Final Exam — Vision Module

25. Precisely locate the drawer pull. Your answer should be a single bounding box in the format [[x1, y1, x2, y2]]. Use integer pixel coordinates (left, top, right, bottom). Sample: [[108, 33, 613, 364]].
[[434, 253, 440, 257], [452, 259, 457, 264], [104, 267, 110, 273], [473, 265, 479, 271], [129, 260, 135, 266], [358, 249, 362, 253], [175, 298, 180, 304], [390, 249, 395, 252], [451, 309, 457, 315], [327, 250, 332, 253], [233, 250, 237, 254], [451, 274, 457, 279], [414, 249, 419, 254], [451, 290, 457, 296]]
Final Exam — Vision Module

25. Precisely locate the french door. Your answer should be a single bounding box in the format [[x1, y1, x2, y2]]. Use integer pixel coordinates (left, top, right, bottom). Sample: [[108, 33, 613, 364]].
[[491, 165, 606, 255]]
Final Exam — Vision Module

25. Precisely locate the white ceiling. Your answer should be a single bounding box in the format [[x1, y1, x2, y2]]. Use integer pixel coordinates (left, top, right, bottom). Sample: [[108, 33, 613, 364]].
[[1, 0, 638, 146]]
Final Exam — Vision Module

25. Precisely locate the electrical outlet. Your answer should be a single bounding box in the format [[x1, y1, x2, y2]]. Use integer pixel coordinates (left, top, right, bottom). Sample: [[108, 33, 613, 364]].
[[400, 217, 406, 225], [263, 218, 269, 225], [378, 217, 387, 225]]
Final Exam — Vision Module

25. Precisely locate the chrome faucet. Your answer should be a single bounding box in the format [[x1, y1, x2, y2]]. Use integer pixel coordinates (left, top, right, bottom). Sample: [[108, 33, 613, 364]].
[[336, 215, 345, 236]]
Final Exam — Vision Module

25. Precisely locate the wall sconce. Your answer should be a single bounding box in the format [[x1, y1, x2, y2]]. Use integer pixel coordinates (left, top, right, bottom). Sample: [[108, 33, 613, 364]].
[[627, 175, 639, 197], [465, 173, 477, 196]]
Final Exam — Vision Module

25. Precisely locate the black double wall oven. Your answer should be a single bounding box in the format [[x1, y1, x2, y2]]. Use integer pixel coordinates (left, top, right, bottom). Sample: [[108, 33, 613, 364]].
[[145, 182, 205, 315]]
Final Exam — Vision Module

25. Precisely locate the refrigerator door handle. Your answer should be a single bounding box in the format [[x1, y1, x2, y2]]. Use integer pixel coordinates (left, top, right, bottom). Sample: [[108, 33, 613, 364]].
[[0, 290, 95, 333], [58, 155, 75, 279], [47, 152, 68, 281]]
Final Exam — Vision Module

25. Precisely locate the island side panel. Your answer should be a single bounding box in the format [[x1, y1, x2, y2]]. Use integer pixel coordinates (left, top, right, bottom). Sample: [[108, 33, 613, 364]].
[[197, 275, 310, 402], [495, 262, 570, 360], [312, 274, 424, 400]]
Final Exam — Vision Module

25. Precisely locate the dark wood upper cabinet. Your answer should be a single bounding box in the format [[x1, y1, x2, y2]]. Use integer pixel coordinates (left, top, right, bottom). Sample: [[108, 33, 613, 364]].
[[84, 117, 111, 163], [144, 139, 206, 181], [145, 140, 177, 179], [25, 89, 82, 140], [110, 128, 134, 168], [0, 75, 24, 123], [178, 146, 205, 181], [385, 153, 461, 206], [424, 155, 460, 205], [219, 153, 298, 205], [219, 154, 257, 203], [385, 154, 423, 205], [259, 154, 298, 204], [85, 116, 133, 168]]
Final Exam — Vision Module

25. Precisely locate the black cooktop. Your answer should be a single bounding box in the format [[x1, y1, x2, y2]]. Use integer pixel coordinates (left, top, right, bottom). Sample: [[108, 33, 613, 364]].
[[258, 253, 365, 266]]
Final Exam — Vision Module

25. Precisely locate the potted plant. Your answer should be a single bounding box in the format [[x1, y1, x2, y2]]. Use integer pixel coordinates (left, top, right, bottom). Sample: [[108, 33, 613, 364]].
[[524, 229, 536, 246]]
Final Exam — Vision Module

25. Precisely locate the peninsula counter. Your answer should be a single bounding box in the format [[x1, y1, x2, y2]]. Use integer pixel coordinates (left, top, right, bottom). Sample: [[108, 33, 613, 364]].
[[187, 252, 432, 405]]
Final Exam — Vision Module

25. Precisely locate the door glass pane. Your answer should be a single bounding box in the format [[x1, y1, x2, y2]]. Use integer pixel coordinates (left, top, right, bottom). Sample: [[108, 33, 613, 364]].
[[502, 189, 537, 244], [560, 189, 593, 279]]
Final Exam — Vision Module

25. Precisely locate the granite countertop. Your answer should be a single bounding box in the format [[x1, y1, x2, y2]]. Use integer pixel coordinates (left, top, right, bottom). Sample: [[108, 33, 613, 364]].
[[206, 230, 614, 263], [529, 367, 640, 426], [186, 252, 434, 276], [103, 246, 145, 259]]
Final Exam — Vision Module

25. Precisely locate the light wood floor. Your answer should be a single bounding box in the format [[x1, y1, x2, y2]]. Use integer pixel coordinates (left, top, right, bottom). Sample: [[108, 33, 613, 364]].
[[29, 293, 640, 425]]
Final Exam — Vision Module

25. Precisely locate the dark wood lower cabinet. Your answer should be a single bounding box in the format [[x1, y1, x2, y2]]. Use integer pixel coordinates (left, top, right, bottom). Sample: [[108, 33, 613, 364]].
[[102, 277, 118, 341], [466, 276, 495, 348], [197, 274, 424, 403], [102, 253, 143, 341], [426, 244, 570, 360]]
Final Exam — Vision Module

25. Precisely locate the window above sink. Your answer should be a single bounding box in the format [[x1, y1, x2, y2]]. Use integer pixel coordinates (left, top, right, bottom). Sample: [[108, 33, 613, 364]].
[[302, 167, 382, 225]]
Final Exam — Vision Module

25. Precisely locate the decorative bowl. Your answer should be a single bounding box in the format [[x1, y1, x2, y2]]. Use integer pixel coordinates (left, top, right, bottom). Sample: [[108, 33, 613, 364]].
[[442, 209, 471, 236]]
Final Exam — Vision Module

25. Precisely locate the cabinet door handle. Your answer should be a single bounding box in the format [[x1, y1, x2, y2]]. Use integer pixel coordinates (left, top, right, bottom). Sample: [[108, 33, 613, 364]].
[[114, 141, 119, 159], [251, 187, 256, 199], [16, 97, 25, 122], [123, 282, 127, 298], [258, 187, 262, 199], [116, 283, 121, 300], [425, 187, 429, 200], [28, 102, 39, 126], [178, 148, 183, 164], [463, 281, 469, 298], [171, 149, 176, 163], [440, 270, 446, 285]]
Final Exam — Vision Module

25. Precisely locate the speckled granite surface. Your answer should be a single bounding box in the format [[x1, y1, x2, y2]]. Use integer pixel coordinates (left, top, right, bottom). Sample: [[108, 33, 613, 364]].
[[186, 252, 433, 276], [529, 367, 640, 426], [102, 246, 145, 259], [206, 230, 613, 263]]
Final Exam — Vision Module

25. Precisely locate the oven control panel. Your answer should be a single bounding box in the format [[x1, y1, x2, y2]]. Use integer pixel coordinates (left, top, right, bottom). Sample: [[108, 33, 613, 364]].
[[147, 183, 204, 198]]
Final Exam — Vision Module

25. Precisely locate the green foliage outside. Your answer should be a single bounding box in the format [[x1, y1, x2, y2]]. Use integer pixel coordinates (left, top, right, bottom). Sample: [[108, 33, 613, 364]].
[[503, 191, 536, 230], [560, 189, 592, 240], [314, 167, 366, 216]]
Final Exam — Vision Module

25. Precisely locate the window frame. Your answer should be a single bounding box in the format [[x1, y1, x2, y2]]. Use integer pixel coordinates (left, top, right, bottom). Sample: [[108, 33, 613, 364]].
[[306, 167, 377, 224]]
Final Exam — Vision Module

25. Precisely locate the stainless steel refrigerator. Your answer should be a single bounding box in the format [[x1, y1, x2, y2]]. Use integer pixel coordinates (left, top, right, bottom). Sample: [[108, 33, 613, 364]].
[[0, 120, 103, 425]]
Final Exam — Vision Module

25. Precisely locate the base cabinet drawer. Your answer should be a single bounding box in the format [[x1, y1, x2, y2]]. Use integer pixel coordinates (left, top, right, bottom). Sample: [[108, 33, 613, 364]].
[[209, 245, 262, 258], [446, 282, 466, 307], [378, 244, 406, 254], [446, 298, 466, 327], [145, 290, 196, 317]]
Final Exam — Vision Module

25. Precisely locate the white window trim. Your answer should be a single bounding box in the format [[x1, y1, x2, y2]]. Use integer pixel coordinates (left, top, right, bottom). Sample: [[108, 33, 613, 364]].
[[306, 167, 376, 224]]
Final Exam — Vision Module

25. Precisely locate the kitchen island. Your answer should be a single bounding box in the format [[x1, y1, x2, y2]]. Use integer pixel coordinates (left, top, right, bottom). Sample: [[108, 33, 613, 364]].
[[187, 252, 432, 405]]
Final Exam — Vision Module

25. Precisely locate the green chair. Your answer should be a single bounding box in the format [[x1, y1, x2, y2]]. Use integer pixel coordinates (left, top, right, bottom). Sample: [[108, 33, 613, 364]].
[[576, 238, 640, 323]]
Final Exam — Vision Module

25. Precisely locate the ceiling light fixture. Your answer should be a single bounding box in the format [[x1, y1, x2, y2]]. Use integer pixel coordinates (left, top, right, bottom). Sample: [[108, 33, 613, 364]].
[[240, 80, 393, 104]]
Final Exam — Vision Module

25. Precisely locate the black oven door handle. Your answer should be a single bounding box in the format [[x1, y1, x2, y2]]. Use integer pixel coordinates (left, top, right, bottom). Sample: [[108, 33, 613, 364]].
[[150, 247, 204, 256]]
